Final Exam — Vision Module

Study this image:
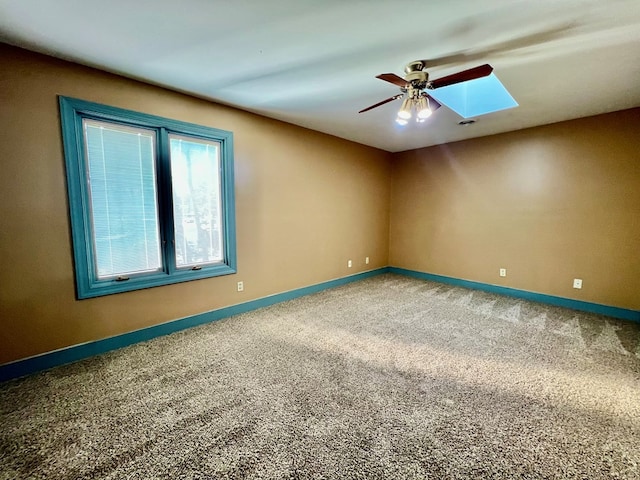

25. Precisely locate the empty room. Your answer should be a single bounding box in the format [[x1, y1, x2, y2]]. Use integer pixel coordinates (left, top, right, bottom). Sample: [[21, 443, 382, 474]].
[[1, 0, 639, 478]]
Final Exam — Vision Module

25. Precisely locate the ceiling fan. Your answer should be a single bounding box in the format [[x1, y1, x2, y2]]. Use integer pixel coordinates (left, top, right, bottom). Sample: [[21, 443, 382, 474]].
[[359, 61, 493, 124]]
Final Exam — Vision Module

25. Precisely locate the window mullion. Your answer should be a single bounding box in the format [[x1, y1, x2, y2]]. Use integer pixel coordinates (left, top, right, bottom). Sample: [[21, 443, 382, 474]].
[[157, 127, 176, 275]]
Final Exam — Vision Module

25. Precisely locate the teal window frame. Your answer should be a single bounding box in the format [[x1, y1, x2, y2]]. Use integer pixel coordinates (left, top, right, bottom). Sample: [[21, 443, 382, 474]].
[[59, 96, 236, 299]]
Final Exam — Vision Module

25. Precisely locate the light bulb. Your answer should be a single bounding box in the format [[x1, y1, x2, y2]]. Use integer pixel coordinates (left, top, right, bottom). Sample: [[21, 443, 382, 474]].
[[417, 96, 432, 119], [397, 97, 412, 119], [417, 108, 432, 119], [395, 117, 408, 126]]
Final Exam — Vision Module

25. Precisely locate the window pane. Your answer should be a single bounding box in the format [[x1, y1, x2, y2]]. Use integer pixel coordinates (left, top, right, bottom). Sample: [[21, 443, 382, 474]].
[[83, 120, 162, 279], [169, 134, 223, 268]]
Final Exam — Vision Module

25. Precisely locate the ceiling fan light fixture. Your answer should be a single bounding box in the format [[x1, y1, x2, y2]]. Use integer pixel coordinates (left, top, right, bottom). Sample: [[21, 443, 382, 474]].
[[397, 97, 412, 119], [361, 61, 504, 131], [416, 96, 432, 119]]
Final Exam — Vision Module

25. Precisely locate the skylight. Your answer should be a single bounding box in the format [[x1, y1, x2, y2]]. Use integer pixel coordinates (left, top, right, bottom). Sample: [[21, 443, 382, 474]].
[[428, 73, 518, 118]]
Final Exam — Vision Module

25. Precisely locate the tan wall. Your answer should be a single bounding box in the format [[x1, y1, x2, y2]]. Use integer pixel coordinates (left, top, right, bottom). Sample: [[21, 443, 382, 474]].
[[0, 44, 391, 364], [2, 43, 637, 366], [390, 109, 640, 310]]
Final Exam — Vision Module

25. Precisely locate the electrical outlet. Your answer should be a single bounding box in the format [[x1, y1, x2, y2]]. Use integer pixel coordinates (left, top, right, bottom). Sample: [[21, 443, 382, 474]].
[[499, 268, 507, 277], [365, 256, 370, 265], [573, 278, 582, 289], [348, 260, 352, 268], [237, 281, 244, 292]]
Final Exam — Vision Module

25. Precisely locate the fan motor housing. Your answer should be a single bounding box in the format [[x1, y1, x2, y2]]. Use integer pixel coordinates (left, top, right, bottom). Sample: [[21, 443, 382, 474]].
[[404, 61, 429, 88]]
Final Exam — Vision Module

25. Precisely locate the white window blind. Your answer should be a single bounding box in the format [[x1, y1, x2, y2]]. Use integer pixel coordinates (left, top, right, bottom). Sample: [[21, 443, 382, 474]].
[[83, 120, 162, 278]]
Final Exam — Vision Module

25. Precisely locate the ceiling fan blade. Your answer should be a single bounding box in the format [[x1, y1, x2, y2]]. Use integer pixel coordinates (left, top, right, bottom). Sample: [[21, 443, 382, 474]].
[[375, 73, 408, 87], [359, 94, 403, 113], [429, 64, 493, 89], [419, 23, 574, 68]]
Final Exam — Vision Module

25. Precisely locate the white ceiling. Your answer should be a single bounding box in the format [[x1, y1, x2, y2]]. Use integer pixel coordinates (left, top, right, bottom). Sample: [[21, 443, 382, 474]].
[[1, 0, 639, 152]]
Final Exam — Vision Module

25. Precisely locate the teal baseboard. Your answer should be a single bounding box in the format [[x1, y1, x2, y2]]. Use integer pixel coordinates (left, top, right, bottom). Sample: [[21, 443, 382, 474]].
[[389, 267, 640, 323], [3, 266, 637, 382], [0, 268, 388, 383]]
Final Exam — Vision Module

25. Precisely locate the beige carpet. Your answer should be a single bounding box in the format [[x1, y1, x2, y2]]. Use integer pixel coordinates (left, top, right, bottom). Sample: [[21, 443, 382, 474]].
[[1, 273, 639, 479]]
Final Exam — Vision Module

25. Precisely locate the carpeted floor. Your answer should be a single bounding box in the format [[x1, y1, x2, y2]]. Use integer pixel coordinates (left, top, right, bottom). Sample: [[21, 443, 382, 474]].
[[1, 273, 639, 479]]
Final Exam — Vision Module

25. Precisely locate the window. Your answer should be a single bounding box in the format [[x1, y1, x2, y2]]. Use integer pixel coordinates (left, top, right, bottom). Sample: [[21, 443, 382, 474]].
[[59, 97, 236, 299]]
